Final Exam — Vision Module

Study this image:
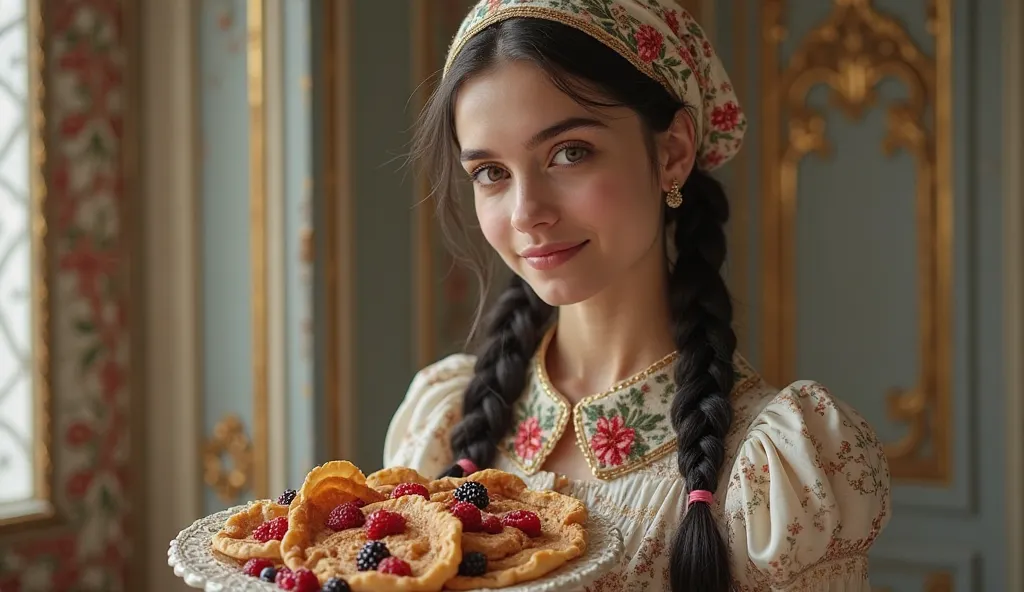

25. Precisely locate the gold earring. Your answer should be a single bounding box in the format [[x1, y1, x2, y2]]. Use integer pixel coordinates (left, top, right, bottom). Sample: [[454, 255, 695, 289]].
[[665, 180, 683, 208]]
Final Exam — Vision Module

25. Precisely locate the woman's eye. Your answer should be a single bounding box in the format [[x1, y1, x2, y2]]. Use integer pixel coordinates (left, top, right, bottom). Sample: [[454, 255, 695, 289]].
[[472, 166, 509, 186], [552, 145, 589, 166]]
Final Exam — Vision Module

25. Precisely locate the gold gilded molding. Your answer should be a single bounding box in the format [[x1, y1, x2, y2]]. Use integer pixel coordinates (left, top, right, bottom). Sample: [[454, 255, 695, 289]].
[[760, 0, 952, 483], [203, 415, 254, 502], [246, 0, 269, 499]]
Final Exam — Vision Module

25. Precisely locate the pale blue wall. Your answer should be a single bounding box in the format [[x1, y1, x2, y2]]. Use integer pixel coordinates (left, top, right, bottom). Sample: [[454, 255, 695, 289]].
[[198, 0, 253, 515]]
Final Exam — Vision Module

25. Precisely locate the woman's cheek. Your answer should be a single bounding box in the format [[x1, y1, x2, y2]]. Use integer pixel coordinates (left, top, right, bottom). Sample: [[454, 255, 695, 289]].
[[476, 200, 514, 256]]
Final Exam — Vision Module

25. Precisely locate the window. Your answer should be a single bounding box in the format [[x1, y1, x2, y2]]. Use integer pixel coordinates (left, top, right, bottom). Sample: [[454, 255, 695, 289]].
[[0, 0, 47, 521]]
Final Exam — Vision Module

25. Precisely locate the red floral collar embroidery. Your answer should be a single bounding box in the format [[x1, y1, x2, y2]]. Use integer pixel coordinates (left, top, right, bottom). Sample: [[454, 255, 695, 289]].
[[500, 330, 762, 480]]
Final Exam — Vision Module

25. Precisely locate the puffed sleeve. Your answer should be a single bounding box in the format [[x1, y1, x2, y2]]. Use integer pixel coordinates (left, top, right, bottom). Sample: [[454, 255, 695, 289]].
[[723, 380, 891, 592], [382, 354, 476, 477]]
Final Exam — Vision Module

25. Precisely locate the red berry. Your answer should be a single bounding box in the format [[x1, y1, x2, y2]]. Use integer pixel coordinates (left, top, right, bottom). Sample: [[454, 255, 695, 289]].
[[481, 514, 503, 534], [252, 516, 288, 542], [377, 557, 412, 576], [275, 566, 296, 589], [326, 502, 365, 531], [243, 558, 274, 577], [391, 483, 430, 500], [365, 509, 406, 540], [449, 501, 482, 532], [501, 510, 541, 537], [291, 568, 320, 592]]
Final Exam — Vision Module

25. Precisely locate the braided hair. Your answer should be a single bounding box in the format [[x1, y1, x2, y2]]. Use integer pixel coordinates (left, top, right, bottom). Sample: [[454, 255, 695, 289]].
[[411, 18, 737, 592]]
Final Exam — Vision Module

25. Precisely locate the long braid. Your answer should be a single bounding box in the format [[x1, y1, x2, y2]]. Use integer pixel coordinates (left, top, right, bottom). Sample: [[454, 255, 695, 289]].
[[441, 274, 554, 478], [667, 169, 737, 592]]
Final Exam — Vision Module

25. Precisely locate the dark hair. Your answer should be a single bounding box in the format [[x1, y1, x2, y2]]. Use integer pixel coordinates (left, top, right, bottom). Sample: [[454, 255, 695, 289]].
[[411, 18, 737, 592]]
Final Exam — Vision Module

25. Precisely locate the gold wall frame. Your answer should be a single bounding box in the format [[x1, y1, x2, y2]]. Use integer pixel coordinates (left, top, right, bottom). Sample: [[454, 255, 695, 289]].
[[321, 0, 355, 462], [247, 0, 269, 499], [0, 0, 57, 531], [760, 0, 952, 483]]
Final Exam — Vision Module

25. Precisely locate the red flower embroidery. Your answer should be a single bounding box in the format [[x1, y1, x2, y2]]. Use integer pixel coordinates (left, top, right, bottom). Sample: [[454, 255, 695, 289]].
[[663, 9, 681, 37], [711, 101, 741, 131], [515, 416, 542, 460], [66, 422, 94, 446], [702, 40, 713, 58], [700, 149, 727, 169], [589, 416, 636, 467], [634, 24, 663, 63]]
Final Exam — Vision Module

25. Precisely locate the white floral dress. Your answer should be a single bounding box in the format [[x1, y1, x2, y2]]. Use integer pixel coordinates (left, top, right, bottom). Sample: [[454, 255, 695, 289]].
[[383, 335, 892, 591]]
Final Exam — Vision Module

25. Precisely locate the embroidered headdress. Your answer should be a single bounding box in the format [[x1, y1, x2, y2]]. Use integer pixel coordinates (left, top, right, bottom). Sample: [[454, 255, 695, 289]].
[[443, 0, 747, 171]]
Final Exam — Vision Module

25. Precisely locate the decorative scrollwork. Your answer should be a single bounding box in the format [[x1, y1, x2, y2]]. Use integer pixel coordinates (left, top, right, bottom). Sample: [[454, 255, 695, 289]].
[[203, 415, 253, 502], [761, 0, 952, 482]]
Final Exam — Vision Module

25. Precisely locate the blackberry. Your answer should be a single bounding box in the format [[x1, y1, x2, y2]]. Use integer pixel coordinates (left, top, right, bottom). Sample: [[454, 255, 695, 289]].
[[356, 541, 390, 571], [321, 578, 351, 592], [453, 482, 490, 509], [259, 566, 276, 582], [458, 551, 488, 577], [277, 488, 297, 505]]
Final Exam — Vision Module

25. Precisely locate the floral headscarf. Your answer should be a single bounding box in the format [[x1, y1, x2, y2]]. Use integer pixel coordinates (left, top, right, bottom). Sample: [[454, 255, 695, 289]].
[[443, 0, 747, 171]]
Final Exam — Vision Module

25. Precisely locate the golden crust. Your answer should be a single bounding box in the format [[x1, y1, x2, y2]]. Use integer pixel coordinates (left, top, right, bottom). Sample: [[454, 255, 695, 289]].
[[366, 467, 432, 497], [211, 500, 290, 561], [433, 478, 588, 590], [282, 495, 463, 592]]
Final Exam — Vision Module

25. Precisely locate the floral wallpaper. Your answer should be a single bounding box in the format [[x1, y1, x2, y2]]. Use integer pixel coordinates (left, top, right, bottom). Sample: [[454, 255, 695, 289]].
[[0, 0, 135, 590]]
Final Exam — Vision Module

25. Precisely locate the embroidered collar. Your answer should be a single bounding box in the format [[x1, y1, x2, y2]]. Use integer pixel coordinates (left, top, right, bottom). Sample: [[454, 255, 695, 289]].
[[501, 329, 762, 480]]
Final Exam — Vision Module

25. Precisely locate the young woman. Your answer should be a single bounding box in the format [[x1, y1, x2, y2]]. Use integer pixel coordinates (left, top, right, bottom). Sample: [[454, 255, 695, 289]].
[[384, 1, 891, 590]]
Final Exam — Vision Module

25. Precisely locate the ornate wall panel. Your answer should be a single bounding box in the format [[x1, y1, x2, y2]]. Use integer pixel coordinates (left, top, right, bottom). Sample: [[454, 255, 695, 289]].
[[759, 0, 951, 483]]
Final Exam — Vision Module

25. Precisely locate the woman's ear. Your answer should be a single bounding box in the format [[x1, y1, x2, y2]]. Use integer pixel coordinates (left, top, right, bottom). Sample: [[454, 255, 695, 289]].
[[657, 109, 697, 191]]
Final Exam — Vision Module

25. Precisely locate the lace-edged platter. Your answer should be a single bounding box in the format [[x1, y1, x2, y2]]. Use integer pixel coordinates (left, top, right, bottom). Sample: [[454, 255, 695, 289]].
[[168, 504, 625, 592]]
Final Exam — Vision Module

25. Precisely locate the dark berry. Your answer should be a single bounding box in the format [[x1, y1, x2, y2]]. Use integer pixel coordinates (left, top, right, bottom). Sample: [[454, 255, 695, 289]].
[[321, 577, 351, 592], [364, 509, 406, 540], [326, 502, 365, 531], [448, 501, 482, 532], [458, 551, 488, 577], [377, 557, 412, 576], [252, 516, 289, 542], [481, 514, 503, 534], [243, 557, 274, 577], [391, 482, 430, 500], [356, 541, 391, 571], [275, 566, 296, 589], [501, 510, 542, 537], [453, 482, 490, 509], [291, 568, 320, 592], [277, 489, 298, 505], [259, 566, 277, 582]]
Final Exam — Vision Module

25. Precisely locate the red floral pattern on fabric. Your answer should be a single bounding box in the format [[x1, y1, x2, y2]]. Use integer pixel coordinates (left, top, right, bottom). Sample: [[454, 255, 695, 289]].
[[514, 416, 543, 460], [589, 416, 636, 467]]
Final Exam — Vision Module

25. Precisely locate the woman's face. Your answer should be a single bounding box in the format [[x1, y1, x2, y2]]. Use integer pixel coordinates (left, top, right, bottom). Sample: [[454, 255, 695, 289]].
[[454, 60, 686, 306]]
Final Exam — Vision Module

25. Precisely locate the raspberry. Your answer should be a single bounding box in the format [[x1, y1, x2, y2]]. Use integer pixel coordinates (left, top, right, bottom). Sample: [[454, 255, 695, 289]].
[[356, 541, 390, 571], [321, 577, 351, 592], [275, 566, 296, 589], [391, 482, 430, 500], [377, 557, 413, 576], [458, 551, 488, 577], [252, 516, 289, 542], [291, 568, 320, 592], [365, 509, 406, 540], [259, 566, 277, 582], [501, 510, 542, 537], [448, 501, 482, 532], [326, 502, 365, 531], [277, 489, 297, 505], [481, 513, 503, 534], [243, 557, 274, 577], [453, 482, 490, 509]]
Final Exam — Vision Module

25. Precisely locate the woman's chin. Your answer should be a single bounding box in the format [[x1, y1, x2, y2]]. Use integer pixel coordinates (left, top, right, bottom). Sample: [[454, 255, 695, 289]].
[[522, 275, 600, 307]]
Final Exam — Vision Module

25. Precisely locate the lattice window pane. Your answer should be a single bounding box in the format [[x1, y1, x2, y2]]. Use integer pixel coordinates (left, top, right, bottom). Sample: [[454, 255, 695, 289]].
[[0, 0, 34, 506]]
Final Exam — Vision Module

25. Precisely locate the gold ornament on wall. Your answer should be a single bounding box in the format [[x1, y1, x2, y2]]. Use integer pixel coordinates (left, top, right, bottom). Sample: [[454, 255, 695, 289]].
[[203, 415, 254, 502], [760, 0, 952, 483]]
